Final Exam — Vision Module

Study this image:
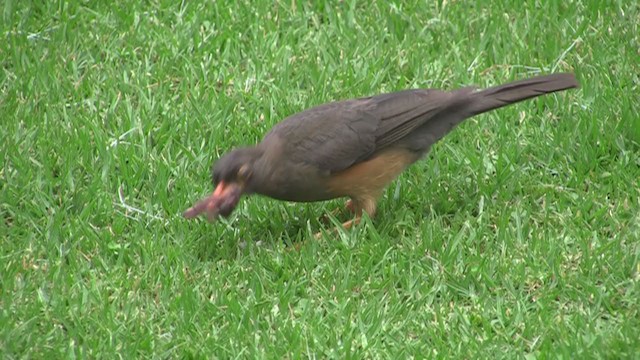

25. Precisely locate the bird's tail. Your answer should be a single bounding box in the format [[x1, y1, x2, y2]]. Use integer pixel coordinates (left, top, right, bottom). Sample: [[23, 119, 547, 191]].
[[467, 73, 579, 116], [404, 73, 579, 154]]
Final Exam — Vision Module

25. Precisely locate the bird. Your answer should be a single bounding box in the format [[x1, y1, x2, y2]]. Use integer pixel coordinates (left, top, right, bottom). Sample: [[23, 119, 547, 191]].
[[184, 73, 579, 232]]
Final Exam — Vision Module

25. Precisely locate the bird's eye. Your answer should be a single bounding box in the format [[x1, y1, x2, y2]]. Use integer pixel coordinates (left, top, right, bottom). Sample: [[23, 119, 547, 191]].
[[237, 164, 251, 181]]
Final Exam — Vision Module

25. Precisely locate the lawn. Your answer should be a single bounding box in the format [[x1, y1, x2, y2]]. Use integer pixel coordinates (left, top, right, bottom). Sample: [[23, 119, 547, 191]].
[[1, 0, 639, 358]]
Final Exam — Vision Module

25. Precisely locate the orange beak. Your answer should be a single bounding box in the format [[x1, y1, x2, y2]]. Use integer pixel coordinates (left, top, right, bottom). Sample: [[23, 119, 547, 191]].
[[183, 181, 244, 221]]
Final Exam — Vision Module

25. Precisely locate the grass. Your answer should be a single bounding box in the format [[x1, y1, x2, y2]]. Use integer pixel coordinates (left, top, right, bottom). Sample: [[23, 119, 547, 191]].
[[1, 0, 639, 358]]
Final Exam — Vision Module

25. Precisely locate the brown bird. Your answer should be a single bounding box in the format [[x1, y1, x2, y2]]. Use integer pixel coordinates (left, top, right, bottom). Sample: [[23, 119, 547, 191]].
[[184, 73, 579, 230]]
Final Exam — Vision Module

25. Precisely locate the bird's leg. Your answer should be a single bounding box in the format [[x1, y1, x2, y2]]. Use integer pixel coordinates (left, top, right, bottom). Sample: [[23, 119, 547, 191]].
[[339, 196, 376, 230], [344, 199, 356, 213], [314, 196, 377, 239], [320, 199, 358, 224]]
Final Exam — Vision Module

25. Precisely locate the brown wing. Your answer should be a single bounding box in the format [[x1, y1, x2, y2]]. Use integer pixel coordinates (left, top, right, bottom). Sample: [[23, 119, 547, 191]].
[[369, 89, 467, 149], [261, 89, 466, 174], [262, 99, 380, 173]]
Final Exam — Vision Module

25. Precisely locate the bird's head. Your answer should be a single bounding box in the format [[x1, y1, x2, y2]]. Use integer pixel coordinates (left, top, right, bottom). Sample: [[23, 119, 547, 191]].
[[183, 147, 263, 221]]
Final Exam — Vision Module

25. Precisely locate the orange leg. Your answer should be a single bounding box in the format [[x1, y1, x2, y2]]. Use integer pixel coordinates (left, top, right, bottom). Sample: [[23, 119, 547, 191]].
[[344, 199, 355, 213], [320, 199, 358, 224], [313, 196, 377, 240]]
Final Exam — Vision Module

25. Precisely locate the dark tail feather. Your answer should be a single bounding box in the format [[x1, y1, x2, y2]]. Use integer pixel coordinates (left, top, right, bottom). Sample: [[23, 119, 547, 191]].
[[468, 73, 579, 116], [387, 73, 579, 154]]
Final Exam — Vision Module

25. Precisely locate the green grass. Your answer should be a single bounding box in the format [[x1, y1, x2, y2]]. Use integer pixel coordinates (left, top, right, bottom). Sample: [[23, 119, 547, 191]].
[[1, 0, 639, 358]]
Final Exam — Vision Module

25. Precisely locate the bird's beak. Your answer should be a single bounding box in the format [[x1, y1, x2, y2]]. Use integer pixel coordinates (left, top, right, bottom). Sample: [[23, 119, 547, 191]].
[[183, 181, 244, 221]]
